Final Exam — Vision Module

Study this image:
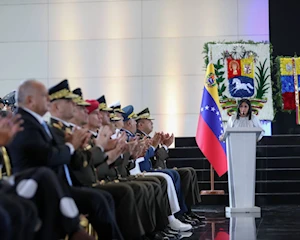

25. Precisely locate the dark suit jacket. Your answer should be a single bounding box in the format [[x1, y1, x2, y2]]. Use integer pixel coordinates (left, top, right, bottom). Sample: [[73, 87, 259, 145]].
[[8, 108, 71, 178], [50, 118, 108, 187]]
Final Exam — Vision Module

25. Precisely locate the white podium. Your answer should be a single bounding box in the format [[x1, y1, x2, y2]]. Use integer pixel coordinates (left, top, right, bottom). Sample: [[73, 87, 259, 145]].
[[223, 127, 263, 213], [226, 212, 260, 240]]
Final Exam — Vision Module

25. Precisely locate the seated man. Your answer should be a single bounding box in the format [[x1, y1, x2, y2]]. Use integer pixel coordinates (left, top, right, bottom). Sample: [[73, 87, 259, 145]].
[[136, 107, 204, 222], [0, 110, 92, 240], [120, 105, 194, 231], [8, 79, 119, 240]]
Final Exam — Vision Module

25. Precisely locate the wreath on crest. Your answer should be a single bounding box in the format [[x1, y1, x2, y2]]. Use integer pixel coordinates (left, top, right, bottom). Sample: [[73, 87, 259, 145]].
[[203, 40, 277, 120]]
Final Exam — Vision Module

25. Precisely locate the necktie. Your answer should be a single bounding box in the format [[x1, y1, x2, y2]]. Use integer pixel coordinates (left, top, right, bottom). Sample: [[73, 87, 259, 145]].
[[41, 121, 52, 139], [41, 121, 73, 186], [63, 164, 73, 186]]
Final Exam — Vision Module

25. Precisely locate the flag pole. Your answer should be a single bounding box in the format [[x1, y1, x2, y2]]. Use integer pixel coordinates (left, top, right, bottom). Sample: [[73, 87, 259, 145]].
[[200, 165, 225, 195], [197, 58, 226, 195], [210, 165, 214, 191]]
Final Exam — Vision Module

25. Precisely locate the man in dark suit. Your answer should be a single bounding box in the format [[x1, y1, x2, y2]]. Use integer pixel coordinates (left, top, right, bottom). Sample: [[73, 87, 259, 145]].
[[0, 108, 90, 240], [8, 79, 120, 240]]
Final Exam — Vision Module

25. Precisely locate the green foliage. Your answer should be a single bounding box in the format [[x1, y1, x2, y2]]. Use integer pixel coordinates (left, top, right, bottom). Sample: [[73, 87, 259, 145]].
[[203, 40, 277, 117], [255, 59, 270, 99], [213, 59, 227, 98]]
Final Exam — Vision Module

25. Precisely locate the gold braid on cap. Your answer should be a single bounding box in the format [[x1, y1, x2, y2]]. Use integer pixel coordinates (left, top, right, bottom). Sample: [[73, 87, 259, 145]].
[[99, 102, 107, 110], [49, 89, 72, 101], [73, 96, 81, 104], [136, 113, 150, 120], [73, 96, 90, 106], [110, 113, 121, 121], [128, 112, 137, 119], [114, 108, 125, 113]]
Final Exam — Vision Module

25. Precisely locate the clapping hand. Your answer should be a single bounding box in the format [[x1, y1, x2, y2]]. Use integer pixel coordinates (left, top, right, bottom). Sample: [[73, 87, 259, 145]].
[[0, 114, 24, 146], [161, 132, 174, 147], [150, 132, 161, 149], [95, 125, 113, 150]]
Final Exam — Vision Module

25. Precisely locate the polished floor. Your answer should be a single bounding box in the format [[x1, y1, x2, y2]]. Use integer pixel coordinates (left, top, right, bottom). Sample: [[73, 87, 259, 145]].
[[188, 205, 300, 240]]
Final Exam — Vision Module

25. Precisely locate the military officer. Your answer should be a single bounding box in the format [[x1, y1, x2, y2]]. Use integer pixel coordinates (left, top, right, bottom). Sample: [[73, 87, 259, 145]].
[[135, 107, 204, 223]]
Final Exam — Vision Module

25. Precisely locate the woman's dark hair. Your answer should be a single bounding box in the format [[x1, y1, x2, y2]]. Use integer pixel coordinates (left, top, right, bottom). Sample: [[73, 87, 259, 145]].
[[236, 99, 252, 120]]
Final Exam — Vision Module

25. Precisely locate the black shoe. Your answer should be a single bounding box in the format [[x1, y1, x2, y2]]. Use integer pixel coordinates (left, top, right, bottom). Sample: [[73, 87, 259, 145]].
[[161, 230, 179, 239], [148, 231, 170, 240], [177, 215, 198, 226], [189, 212, 206, 221], [182, 214, 206, 228], [164, 227, 180, 235], [183, 213, 200, 223]]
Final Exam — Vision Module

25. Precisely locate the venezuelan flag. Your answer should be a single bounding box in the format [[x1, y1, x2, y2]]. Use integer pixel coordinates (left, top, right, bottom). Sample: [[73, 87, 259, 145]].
[[196, 63, 227, 177]]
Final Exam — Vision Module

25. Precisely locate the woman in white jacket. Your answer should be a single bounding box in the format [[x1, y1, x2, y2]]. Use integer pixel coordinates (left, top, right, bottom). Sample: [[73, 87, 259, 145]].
[[221, 99, 264, 141]]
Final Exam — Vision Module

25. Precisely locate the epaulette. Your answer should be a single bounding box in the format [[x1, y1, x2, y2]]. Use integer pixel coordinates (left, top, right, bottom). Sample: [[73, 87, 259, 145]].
[[65, 127, 72, 135], [83, 144, 92, 151], [52, 121, 64, 130]]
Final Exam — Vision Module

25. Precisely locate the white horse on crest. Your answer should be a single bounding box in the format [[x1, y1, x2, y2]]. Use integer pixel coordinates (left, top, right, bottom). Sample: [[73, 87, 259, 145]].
[[231, 78, 254, 94]]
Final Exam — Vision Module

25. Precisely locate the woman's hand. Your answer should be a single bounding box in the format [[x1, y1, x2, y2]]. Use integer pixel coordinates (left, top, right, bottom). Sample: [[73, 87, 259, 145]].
[[219, 134, 224, 142]]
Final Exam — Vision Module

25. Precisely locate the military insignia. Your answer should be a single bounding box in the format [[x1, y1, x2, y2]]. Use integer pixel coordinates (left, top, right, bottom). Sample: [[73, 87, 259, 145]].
[[52, 123, 62, 130], [65, 128, 72, 135], [206, 73, 216, 87], [83, 160, 88, 167], [83, 144, 92, 151], [100, 180, 106, 185]]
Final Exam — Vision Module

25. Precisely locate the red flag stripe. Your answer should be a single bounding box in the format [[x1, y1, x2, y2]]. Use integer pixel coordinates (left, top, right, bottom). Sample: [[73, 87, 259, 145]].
[[196, 115, 228, 176]]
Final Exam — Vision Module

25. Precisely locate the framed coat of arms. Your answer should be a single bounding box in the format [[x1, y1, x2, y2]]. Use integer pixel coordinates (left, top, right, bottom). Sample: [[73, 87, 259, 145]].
[[204, 41, 274, 122]]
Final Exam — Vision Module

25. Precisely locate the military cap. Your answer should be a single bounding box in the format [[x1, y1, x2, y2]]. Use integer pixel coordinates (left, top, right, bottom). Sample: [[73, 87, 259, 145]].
[[122, 105, 137, 122], [97, 95, 113, 112], [72, 88, 90, 106], [110, 113, 122, 122], [85, 100, 99, 114], [2, 91, 16, 105], [48, 79, 77, 102], [109, 100, 125, 113], [136, 107, 154, 120]]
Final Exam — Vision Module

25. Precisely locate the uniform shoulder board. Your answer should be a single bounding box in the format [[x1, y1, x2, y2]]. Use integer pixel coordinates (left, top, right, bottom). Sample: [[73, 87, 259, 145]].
[[65, 127, 72, 135], [52, 123, 62, 130]]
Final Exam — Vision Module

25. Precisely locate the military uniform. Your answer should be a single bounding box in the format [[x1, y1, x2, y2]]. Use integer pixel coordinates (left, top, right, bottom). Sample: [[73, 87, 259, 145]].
[[50, 93, 143, 240], [93, 98, 161, 236], [136, 108, 202, 215]]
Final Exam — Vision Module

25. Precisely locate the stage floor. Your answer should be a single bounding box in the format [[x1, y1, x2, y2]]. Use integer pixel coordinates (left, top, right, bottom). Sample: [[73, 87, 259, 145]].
[[189, 205, 300, 240]]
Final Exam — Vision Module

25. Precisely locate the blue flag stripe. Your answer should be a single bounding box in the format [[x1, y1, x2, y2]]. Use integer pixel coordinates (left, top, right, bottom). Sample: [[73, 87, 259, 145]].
[[200, 88, 226, 152]]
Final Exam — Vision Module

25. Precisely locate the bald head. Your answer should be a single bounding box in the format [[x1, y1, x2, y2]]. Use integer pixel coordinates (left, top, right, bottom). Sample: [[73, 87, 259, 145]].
[[17, 79, 50, 116], [18, 79, 41, 104]]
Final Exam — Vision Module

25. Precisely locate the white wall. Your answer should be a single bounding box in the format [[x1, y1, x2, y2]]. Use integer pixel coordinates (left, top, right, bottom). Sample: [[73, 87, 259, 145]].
[[0, 0, 269, 136]]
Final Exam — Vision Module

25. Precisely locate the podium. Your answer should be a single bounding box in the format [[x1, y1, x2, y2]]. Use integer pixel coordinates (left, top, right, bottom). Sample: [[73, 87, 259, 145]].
[[223, 127, 263, 213], [226, 212, 260, 240]]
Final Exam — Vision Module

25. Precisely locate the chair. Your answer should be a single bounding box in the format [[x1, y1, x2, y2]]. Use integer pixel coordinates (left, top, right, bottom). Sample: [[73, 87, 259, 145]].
[[0, 146, 11, 178]]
